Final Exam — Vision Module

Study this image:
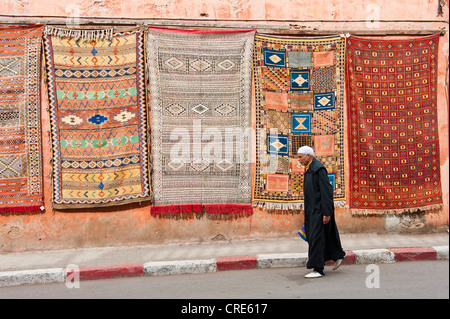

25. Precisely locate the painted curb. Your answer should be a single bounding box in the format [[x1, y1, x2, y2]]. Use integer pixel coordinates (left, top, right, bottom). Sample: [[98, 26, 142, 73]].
[[433, 246, 449, 260], [353, 248, 396, 264], [258, 253, 308, 269], [68, 264, 144, 281], [0, 268, 65, 287], [144, 259, 217, 276], [216, 255, 258, 271], [389, 247, 436, 262], [0, 246, 448, 287]]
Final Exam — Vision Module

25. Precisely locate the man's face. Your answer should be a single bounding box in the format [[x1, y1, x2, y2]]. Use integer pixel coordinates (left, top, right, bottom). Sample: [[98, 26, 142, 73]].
[[298, 153, 312, 166]]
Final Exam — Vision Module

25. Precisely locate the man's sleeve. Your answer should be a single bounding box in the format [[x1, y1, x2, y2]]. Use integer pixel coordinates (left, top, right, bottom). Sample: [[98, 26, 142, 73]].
[[318, 168, 334, 217]]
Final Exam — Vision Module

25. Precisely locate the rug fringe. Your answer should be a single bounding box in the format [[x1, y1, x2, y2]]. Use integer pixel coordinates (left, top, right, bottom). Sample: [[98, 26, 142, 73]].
[[0, 205, 44, 213], [350, 204, 443, 216], [44, 25, 114, 40], [150, 204, 202, 215], [151, 204, 253, 215], [203, 204, 253, 215], [253, 201, 304, 211], [334, 200, 347, 208], [253, 200, 347, 211]]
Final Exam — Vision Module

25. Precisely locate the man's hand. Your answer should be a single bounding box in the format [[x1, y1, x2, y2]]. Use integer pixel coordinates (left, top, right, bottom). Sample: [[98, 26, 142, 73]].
[[323, 216, 330, 224]]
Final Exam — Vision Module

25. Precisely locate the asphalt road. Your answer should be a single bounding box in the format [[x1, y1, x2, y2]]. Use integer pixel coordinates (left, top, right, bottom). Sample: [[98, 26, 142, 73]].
[[0, 260, 448, 301]]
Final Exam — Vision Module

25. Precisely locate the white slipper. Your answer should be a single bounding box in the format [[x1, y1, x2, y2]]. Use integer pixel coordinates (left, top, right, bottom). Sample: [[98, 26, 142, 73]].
[[304, 271, 324, 278], [332, 259, 343, 270]]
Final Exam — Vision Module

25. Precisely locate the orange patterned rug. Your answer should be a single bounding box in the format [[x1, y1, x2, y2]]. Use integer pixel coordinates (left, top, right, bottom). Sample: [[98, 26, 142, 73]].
[[43, 27, 150, 208], [0, 25, 44, 213], [346, 35, 443, 214]]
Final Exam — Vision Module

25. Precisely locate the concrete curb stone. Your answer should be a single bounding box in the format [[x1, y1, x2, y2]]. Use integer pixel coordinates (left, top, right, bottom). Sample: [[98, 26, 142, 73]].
[[257, 253, 308, 269], [0, 268, 65, 287], [143, 259, 217, 276], [433, 246, 449, 260], [216, 255, 258, 271], [353, 248, 396, 264], [70, 264, 144, 281], [389, 247, 436, 262], [0, 246, 448, 287]]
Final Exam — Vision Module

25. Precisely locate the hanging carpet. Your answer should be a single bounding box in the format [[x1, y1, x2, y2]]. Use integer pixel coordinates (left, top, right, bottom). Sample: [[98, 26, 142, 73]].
[[253, 34, 347, 210], [43, 27, 150, 208], [0, 25, 45, 213], [146, 28, 254, 215], [346, 35, 443, 214]]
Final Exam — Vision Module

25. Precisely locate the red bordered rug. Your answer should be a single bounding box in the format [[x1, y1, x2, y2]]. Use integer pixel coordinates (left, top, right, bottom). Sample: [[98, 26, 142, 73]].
[[346, 35, 443, 214]]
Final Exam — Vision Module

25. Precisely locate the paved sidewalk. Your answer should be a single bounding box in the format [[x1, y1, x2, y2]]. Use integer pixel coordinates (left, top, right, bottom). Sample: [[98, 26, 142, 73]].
[[0, 232, 448, 286]]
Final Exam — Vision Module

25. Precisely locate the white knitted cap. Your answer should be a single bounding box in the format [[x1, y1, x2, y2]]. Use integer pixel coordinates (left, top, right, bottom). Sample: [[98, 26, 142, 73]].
[[297, 146, 314, 156]]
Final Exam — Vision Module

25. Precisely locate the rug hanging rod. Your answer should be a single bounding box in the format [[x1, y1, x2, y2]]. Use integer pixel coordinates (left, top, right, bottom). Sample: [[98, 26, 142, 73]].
[[252, 29, 447, 36], [1, 13, 449, 23], [0, 15, 447, 36], [35, 25, 449, 36]]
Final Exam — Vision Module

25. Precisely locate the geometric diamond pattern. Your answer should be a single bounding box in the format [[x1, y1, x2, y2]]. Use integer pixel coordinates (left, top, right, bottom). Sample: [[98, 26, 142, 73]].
[[346, 34, 442, 213], [253, 34, 346, 207]]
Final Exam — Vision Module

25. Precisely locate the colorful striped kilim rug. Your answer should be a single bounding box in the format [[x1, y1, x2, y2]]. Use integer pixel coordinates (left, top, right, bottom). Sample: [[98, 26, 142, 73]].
[[146, 28, 254, 215], [43, 27, 150, 208], [253, 34, 346, 210], [346, 35, 443, 214], [0, 25, 45, 213]]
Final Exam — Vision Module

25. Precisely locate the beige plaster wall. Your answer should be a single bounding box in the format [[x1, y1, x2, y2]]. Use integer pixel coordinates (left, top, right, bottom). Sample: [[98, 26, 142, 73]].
[[0, 0, 448, 252]]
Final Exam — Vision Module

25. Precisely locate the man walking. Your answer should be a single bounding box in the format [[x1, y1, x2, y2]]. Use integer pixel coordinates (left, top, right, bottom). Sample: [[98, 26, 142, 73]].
[[297, 146, 346, 278]]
